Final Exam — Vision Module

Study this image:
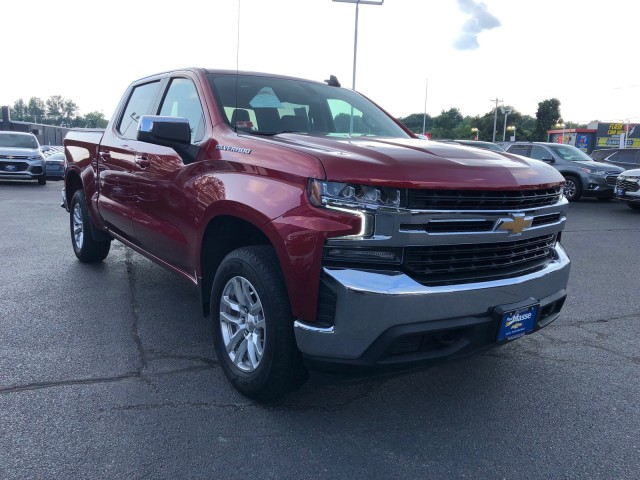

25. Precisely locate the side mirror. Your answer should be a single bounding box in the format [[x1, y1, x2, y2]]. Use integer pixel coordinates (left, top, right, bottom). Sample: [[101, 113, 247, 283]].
[[41, 145, 51, 153], [137, 115, 191, 148]]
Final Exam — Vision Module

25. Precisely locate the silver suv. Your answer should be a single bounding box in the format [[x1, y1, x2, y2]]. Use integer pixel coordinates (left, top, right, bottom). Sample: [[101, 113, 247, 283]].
[[0, 131, 47, 185], [505, 142, 623, 201]]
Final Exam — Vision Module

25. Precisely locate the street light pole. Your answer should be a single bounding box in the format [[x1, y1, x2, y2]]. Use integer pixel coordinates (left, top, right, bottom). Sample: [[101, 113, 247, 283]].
[[333, 0, 384, 90], [490, 97, 502, 142], [422, 78, 428, 135], [501, 107, 512, 142]]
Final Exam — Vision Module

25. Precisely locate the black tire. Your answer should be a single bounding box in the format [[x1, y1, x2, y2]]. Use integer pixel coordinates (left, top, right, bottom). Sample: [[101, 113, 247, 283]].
[[563, 175, 582, 202], [37, 175, 46, 185], [627, 202, 640, 210], [70, 190, 111, 262], [210, 245, 307, 402]]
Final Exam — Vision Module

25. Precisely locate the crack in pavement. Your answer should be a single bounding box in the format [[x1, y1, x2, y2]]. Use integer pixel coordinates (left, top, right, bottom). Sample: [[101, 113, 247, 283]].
[[125, 248, 146, 373], [0, 363, 218, 395]]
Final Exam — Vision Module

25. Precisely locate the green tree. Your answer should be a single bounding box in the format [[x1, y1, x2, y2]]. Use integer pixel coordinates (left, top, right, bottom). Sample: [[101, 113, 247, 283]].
[[11, 99, 27, 121], [61, 99, 79, 127], [78, 111, 108, 128], [397, 112, 433, 134], [431, 108, 464, 139], [27, 97, 46, 123], [46, 95, 65, 124], [534, 98, 561, 141]]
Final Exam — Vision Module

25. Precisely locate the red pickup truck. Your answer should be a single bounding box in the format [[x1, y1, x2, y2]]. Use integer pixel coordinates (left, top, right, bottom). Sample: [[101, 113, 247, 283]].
[[63, 68, 571, 401]]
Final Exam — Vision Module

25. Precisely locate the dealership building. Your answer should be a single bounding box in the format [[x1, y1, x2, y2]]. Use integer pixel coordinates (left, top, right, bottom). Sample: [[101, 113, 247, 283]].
[[548, 122, 639, 153]]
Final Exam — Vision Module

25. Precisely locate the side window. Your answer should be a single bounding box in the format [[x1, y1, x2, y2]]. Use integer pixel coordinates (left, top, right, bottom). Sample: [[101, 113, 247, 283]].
[[118, 81, 161, 139], [508, 145, 530, 157], [616, 150, 637, 164], [530, 146, 551, 160], [159, 78, 205, 143]]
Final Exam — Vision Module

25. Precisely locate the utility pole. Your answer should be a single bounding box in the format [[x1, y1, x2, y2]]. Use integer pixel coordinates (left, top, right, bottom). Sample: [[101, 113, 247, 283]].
[[490, 97, 502, 142]]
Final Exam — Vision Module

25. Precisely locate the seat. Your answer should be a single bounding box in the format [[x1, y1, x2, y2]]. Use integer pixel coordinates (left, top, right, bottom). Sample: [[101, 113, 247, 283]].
[[230, 109, 252, 130], [280, 115, 308, 132]]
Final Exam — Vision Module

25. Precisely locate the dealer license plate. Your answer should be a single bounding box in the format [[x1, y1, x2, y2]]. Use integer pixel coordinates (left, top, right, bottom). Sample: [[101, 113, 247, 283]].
[[616, 187, 625, 196], [497, 304, 538, 341]]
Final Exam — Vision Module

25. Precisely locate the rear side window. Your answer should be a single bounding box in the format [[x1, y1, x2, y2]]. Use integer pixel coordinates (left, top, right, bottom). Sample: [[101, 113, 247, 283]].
[[508, 145, 530, 157], [611, 150, 639, 166], [118, 81, 162, 139]]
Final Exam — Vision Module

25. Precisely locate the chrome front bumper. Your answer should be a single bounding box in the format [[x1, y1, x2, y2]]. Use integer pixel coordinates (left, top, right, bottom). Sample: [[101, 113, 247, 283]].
[[294, 244, 571, 362]]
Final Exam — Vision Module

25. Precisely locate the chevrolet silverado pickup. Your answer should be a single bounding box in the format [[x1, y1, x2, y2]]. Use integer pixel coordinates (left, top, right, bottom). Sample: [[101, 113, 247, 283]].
[[63, 68, 571, 401]]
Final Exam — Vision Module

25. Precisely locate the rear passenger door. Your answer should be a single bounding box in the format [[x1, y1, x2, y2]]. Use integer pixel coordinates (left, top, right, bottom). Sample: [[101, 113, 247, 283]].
[[97, 80, 162, 242], [132, 75, 207, 274]]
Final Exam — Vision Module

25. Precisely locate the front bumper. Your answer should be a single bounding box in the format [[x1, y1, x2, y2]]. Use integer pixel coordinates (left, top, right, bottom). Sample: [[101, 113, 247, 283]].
[[614, 176, 640, 203], [0, 159, 45, 181], [295, 243, 570, 370], [583, 173, 618, 198]]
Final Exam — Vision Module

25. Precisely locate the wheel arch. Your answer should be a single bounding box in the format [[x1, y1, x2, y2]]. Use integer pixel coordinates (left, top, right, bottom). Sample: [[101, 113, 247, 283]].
[[199, 214, 280, 316]]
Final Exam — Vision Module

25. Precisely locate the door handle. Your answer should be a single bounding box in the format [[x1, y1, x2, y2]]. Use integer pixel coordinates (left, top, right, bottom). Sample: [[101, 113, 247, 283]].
[[135, 155, 150, 169]]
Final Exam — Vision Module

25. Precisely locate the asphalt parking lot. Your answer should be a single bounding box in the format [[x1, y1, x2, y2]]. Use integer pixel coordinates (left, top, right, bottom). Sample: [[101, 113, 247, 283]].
[[1, 180, 639, 479]]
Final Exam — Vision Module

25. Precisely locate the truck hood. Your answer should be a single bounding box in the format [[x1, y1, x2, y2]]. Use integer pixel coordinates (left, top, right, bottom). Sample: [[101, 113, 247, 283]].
[[0, 146, 42, 158], [263, 135, 564, 190]]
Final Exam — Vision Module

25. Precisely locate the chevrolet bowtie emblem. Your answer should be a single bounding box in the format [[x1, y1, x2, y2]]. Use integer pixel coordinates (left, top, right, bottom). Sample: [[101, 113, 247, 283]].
[[497, 214, 533, 235]]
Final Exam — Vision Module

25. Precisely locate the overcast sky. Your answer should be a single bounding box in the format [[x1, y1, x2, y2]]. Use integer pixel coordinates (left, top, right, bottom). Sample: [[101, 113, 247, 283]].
[[4, 0, 639, 125]]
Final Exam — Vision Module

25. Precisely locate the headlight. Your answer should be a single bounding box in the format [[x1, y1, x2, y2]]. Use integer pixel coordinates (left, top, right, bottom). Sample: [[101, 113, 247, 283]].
[[28, 155, 44, 161], [308, 179, 402, 209], [581, 168, 606, 176]]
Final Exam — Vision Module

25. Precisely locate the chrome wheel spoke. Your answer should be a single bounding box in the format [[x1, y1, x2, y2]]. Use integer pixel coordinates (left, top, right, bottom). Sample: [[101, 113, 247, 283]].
[[219, 274, 266, 373], [226, 327, 246, 354], [221, 295, 241, 313]]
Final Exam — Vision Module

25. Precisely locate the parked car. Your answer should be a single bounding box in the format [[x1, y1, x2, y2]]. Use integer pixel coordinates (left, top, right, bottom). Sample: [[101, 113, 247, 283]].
[[0, 131, 47, 185], [590, 148, 640, 170], [614, 168, 640, 210], [44, 152, 65, 180], [439, 139, 506, 152], [504, 142, 624, 201]]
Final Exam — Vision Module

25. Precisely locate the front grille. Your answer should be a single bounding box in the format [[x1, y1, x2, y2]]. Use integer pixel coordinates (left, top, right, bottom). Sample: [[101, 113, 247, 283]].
[[530, 213, 562, 227], [403, 234, 556, 286], [401, 220, 495, 233], [0, 155, 29, 160], [617, 178, 640, 192], [0, 161, 29, 172], [407, 187, 562, 210], [606, 175, 619, 186]]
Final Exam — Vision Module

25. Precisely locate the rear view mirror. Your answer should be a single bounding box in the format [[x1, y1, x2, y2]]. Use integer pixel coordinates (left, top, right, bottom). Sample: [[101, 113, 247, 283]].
[[137, 115, 191, 148]]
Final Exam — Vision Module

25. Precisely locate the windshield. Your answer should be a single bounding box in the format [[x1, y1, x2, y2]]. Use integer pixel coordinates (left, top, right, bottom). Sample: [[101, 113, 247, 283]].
[[207, 73, 410, 139], [548, 144, 593, 161], [0, 133, 39, 149]]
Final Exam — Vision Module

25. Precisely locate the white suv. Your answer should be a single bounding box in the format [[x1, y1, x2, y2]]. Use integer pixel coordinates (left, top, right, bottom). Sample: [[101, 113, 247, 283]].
[[0, 131, 47, 185], [615, 169, 640, 210]]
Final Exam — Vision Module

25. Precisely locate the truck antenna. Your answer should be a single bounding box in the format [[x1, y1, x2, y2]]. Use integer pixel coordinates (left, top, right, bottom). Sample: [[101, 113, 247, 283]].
[[235, 0, 241, 133]]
